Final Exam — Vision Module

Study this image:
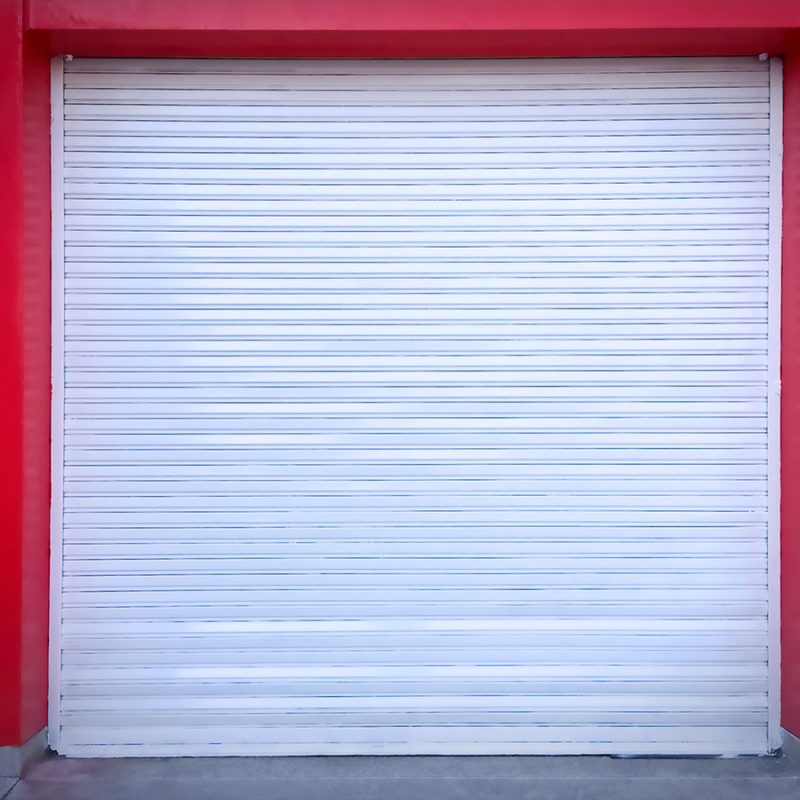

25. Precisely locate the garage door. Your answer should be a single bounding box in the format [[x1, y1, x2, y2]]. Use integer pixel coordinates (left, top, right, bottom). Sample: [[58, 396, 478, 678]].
[[49, 57, 781, 756]]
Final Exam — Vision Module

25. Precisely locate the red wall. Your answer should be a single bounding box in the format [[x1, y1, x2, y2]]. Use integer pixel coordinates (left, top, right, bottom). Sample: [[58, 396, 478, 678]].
[[0, 0, 27, 748], [20, 28, 52, 744], [0, 0, 51, 747], [23, 0, 800, 32], [782, 53, 800, 736], [18, 0, 800, 59], [23, 0, 800, 59], [3, 0, 800, 747]]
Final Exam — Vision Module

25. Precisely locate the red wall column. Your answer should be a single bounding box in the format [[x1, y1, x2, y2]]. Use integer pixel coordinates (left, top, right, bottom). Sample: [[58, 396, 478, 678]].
[[0, 0, 28, 748], [0, 0, 50, 748], [19, 26, 52, 745]]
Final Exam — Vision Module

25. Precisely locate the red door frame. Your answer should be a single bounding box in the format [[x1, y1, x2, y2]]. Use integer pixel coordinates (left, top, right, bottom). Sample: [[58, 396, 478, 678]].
[[3, 0, 800, 748]]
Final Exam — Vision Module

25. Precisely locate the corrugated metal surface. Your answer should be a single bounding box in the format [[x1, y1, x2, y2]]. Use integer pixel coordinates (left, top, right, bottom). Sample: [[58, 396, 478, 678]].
[[52, 57, 777, 756]]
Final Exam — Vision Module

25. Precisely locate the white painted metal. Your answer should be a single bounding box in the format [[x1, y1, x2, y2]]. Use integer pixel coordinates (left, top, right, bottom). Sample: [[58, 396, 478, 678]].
[[48, 56, 66, 754], [52, 56, 778, 757], [767, 57, 783, 752]]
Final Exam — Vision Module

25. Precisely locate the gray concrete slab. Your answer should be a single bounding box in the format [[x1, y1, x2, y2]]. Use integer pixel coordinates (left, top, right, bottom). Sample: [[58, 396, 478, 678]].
[[21, 753, 800, 781], [7, 753, 800, 800], [0, 778, 17, 800], [0, 731, 48, 779], [6, 775, 800, 800], [0, 749, 20, 779]]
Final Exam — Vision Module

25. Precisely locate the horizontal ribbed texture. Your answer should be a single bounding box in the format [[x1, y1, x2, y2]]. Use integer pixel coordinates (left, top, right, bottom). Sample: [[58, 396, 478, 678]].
[[54, 56, 774, 756]]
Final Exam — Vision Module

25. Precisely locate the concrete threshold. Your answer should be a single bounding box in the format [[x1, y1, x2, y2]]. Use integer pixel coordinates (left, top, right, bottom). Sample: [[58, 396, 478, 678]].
[[4, 747, 800, 800]]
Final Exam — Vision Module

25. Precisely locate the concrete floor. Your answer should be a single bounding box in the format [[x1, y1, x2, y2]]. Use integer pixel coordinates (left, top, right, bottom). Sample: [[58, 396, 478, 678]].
[[2, 752, 800, 800]]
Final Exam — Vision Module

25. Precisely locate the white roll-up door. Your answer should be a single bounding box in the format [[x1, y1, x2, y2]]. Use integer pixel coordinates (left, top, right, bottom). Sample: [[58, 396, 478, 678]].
[[50, 57, 780, 757]]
